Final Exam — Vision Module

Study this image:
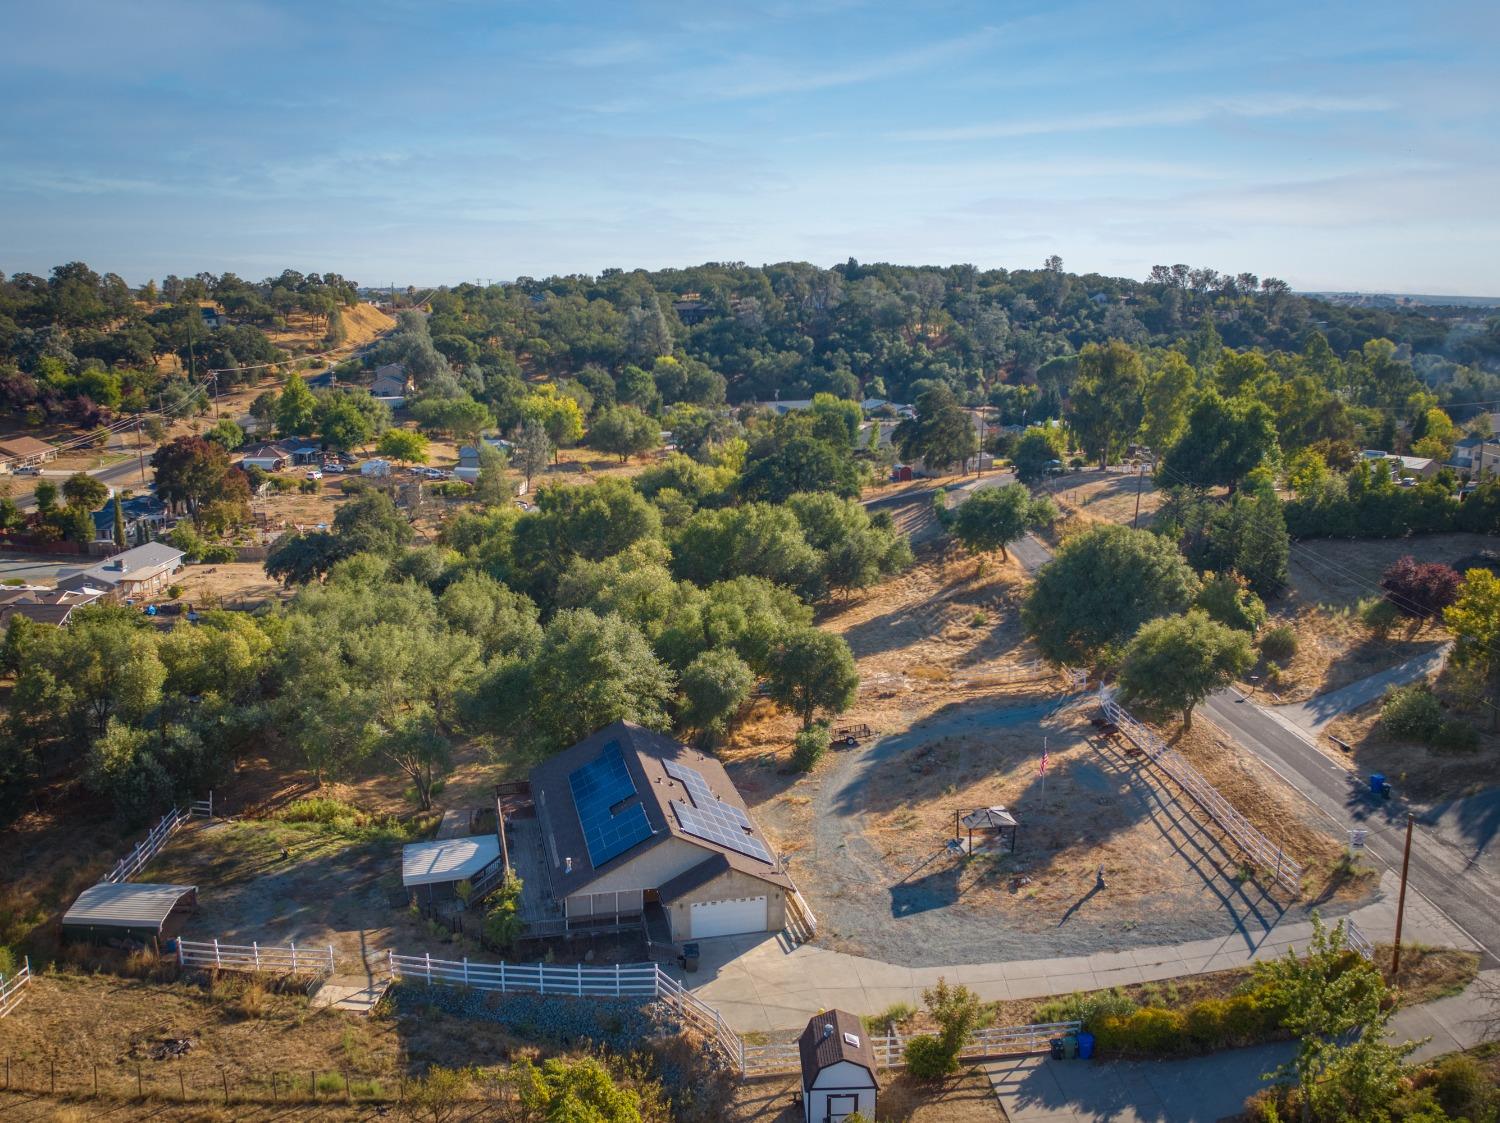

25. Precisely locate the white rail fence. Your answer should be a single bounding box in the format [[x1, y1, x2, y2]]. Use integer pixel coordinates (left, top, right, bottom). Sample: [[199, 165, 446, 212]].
[[98, 807, 190, 885], [0, 958, 32, 1019], [1344, 919, 1375, 961], [387, 951, 1071, 1075], [1100, 694, 1304, 895], [177, 938, 335, 979]]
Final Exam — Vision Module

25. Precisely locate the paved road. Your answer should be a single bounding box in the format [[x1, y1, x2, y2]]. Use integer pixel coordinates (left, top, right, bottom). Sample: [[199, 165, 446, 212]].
[[1273, 645, 1449, 730], [7, 453, 151, 512], [1203, 689, 1500, 965]]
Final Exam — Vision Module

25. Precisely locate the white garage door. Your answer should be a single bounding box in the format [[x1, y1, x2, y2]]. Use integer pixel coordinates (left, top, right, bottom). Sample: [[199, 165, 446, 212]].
[[689, 895, 767, 939]]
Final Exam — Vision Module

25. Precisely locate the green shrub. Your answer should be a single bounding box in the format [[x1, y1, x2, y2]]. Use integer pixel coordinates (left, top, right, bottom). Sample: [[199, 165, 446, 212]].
[[339, 477, 370, 495], [1360, 595, 1402, 638], [792, 723, 830, 772], [200, 544, 237, 564], [1382, 682, 1443, 739], [166, 584, 183, 600], [1428, 1054, 1496, 1122], [1196, 572, 1268, 633], [1258, 624, 1298, 662], [1034, 988, 1138, 1028], [1183, 998, 1227, 1047], [1433, 718, 1480, 753], [299, 478, 320, 494], [863, 1001, 916, 1034], [902, 1034, 954, 1080], [1093, 1007, 1186, 1054], [1220, 993, 1271, 1043], [0, 945, 17, 979]]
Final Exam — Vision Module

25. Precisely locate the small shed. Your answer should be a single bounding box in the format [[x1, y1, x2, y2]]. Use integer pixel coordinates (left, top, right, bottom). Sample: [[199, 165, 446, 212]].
[[401, 835, 501, 903], [61, 883, 198, 948], [799, 1009, 878, 1122], [958, 806, 1019, 853]]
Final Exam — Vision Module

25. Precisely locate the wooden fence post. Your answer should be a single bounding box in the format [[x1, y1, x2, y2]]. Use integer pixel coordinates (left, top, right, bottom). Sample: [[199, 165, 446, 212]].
[[424, 952, 431, 985], [221, 1067, 230, 1104]]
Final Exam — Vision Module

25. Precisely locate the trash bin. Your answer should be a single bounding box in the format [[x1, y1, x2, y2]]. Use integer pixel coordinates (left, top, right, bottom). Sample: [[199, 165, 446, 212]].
[[1049, 1038, 1065, 1060], [1076, 1031, 1095, 1060], [680, 942, 700, 972], [1063, 1034, 1079, 1059], [1369, 773, 1386, 797]]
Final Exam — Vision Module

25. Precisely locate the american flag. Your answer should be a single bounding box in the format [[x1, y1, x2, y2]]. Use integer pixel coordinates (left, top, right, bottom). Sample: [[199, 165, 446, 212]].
[[1038, 744, 1049, 775]]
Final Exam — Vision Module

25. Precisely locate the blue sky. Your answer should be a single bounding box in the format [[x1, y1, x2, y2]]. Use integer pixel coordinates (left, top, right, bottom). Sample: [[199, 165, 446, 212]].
[[2, 0, 1497, 293]]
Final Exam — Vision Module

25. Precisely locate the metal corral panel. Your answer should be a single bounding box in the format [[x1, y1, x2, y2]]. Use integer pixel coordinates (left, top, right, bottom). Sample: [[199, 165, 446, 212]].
[[401, 835, 500, 888], [62, 883, 197, 932]]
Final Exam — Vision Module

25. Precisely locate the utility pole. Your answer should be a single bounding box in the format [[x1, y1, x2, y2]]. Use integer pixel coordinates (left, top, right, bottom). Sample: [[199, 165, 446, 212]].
[[136, 418, 147, 485], [1391, 812, 1415, 980], [1132, 462, 1146, 528], [211, 371, 220, 418]]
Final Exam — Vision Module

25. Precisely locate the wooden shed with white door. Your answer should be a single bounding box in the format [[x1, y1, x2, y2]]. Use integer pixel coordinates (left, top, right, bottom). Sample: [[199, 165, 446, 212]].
[[798, 1009, 878, 1123]]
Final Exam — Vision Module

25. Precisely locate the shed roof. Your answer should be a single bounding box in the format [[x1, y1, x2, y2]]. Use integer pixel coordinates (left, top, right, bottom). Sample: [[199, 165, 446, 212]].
[[961, 806, 1018, 830], [401, 835, 500, 888], [798, 1008, 878, 1089], [62, 882, 197, 932], [0, 435, 56, 458]]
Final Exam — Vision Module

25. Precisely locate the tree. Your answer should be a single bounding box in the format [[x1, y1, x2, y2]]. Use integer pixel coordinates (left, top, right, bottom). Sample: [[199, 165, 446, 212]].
[[333, 491, 414, 556], [513, 418, 552, 487], [895, 384, 977, 473], [950, 483, 1047, 561], [786, 492, 911, 597], [204, 417, 245, 452], [671, 503, 820, 595], [111, 492, 126, 549], [905, 978, 983, 1080], [249, 389, 279, 430], [1159, 390, 1278, 491], [265, 530, 343, 585], [766, 626, 858, 729], [33, 480, 57, 514], [472, 441, 512, 506], [1412, 407, 1457, 461], [588, 405, 661, 463], [317, 396, 374, 452], [1380, 556, 1461, 622], [502, 609, 675, 755], [1255, 915, 1409, 1123], [1118, 610, 1253, 728], [1068, 341, 1145, 469], [1445, 569, 1500, 726], [61, 472, 108, 511], [1011, 426, 1066, 484], [507, 1056, 643, 1123], [275, 373, 318, 436], [376, 428, 429, 465], [151, 436, 237, 523], [1023, 524, 1200, 666], [1195, 571, 1267, 633], [521, 385, 584, 458], [1140, 351, 1196, 453], [678, 648, 754, 747]]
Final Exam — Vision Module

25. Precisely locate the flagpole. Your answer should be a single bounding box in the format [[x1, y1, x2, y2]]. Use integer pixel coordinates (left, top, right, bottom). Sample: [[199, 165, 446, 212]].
[[1040, 735, 1048, 807]]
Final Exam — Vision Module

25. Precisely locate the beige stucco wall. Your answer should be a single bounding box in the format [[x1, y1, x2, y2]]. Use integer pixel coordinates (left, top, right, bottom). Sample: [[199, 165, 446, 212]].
[[571, 837, 704, 896], [667, 866, 786, 939]]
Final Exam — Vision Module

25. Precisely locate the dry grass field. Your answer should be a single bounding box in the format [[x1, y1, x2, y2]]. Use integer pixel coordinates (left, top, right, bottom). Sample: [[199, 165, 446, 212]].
[[731, 1066, 1003, 1122]]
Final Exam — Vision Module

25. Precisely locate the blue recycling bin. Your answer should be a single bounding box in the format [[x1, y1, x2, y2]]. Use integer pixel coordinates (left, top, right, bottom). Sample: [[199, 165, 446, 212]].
[[1369, 773, 1386, 796], [1076, 1031, 1095, 1060]]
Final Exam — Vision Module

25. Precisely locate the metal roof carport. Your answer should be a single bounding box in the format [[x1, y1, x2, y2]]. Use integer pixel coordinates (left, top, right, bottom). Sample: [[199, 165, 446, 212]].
[[61, 883, 198, 947]]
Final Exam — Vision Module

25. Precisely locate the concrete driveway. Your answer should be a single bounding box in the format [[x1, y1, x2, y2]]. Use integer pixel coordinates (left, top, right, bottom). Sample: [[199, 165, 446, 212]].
[[0, 554, 80, 583]]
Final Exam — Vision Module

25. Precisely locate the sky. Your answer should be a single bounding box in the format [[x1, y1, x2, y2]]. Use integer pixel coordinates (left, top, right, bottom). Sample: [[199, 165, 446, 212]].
[[1, 0, 1497, 294]]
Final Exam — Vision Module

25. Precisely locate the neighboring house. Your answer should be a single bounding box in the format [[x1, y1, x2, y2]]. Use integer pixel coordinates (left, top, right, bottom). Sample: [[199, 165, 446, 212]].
[[238, 442, 290, 472], [672, 294, 712, 325], [361, 458, 392, 478], [371, 363, 410, 398], [751, 399, 814, 416], [1385, 454, 1439, 480], [529, 722, 794, 940], [798, 1009, 879, 1123], [457, 446, 482, 470], [92, 493, 171, 543], [55, 542, 186, 601], [0, 435, 58, 472], [238, 438, 320, 472], [199, 306, 225, 330], [1450, 437, 1500, 477], [0, 586, 104, 628]]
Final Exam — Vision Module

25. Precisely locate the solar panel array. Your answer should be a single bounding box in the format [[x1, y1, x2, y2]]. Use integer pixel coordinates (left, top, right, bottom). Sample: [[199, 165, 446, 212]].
[[671, 801, 773, 863], [568, 741, 653, 867], [663, 758, 751, 828]]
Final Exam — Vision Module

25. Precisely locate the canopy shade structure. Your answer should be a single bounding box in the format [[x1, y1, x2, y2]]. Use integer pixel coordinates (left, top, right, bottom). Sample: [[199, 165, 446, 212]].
[[401, 835, 500, 888], [62, 882, 198, 938]]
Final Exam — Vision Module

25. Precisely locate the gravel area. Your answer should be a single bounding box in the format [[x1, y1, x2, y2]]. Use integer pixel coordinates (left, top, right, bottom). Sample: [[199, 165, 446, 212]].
[[780, 695, 1356, 967]]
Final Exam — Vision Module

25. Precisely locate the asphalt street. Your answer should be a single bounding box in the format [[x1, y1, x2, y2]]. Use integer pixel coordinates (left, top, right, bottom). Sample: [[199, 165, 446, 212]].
[[1204, 689, 1500, 965]]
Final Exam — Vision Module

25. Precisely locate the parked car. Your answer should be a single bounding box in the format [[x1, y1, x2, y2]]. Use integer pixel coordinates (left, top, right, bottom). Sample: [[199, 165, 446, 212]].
[[13, 466, 40, 476], [306, 470, 323, 480], [422, 468, 448, 480]]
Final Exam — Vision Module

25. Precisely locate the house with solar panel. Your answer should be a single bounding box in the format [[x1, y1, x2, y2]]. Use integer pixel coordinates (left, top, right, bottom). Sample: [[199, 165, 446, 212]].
[[516, 721, 796, 941]]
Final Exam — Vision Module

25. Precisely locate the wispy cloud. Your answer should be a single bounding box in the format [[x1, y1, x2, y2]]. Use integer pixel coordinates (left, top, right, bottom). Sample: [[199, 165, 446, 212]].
[[695, 27, 1000, 100], [895, 95, 1392, 142]]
